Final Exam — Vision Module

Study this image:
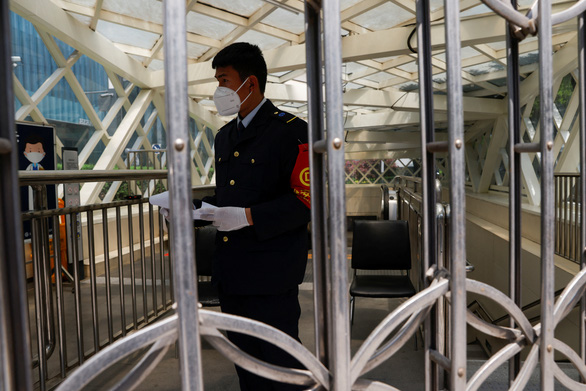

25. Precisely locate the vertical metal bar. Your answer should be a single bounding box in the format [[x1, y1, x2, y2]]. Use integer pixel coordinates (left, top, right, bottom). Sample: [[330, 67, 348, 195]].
[[444, 0, 466, 388], [575, 177, 579, 263], [87, 210, 100, 352], [102, 208, 114, 344], [562, 177, 570, 255], [128, 204, 138, 330], [436, 202, 447, 389], [138, 202, 148, 323], [71, 213, 84, 364], [416, 0, 438, 388], [578, 8, 586, 374], [322, 0, 350, 389], [53, 215, 67, 378], [304, 0, 329, 364], [539, 0, 555, 387], [116, 206, 127, 336], [32, 218, 47, 391], [555, 176, 559, 254], [159, 210, 167, 309], [0, 0, 33, 386], [572, 177, 577, 262], [168, 220, 175, 304], [34, 187, 56, 363], [164, 0, 204, 389], [149, 202, 158, 317], [506, 2, 522, 381]]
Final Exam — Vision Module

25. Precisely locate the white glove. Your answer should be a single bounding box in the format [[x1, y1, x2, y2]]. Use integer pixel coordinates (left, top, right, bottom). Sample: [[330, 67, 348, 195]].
[[149, 191, 170, 209], [150, 191, 214, 220], [159, 207, 170, 221], [196, 206, 249, 231], [191, 202, 216, 219]]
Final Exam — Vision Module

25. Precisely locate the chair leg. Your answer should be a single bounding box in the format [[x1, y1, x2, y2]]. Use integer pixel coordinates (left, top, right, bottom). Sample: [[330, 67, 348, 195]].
[[350, 296, 355, 325]]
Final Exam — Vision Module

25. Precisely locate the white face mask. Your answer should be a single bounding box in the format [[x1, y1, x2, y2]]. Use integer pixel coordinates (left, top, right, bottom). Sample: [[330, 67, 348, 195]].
[[25, 152, 45, 164], [213, 77, 252, 116]]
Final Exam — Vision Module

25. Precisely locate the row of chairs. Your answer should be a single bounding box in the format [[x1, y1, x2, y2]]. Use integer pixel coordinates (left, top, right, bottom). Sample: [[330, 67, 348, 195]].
[[194, 219, 417, 324]]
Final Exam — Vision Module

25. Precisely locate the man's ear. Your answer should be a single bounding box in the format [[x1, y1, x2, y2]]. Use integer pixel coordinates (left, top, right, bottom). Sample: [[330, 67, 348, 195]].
[[249, 75, 259, 92]]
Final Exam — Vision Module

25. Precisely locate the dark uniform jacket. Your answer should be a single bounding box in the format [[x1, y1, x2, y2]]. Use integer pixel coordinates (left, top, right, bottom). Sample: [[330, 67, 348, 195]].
[[198, 100, 310, 295]]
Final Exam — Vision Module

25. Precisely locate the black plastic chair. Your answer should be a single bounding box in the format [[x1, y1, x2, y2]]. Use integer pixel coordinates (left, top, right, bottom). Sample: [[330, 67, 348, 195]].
[[349, 219, 416, 324], [195, 225, 220, 307]]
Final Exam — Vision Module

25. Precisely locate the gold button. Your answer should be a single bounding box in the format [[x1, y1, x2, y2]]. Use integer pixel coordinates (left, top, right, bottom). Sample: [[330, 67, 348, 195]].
[[234, 151, 239, 157], [218, 157, 221, 162], [223, 236, 228, 242], [251, 159, 255, 164], [230, 180, 235, 186]]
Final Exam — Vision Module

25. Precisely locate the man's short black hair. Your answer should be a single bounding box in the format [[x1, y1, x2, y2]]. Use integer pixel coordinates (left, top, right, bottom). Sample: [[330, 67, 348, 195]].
[[212, 42, 268, 94]]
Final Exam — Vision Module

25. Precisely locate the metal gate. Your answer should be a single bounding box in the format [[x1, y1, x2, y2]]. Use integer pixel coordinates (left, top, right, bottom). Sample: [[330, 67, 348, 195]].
[[4, 0, 586, 390]]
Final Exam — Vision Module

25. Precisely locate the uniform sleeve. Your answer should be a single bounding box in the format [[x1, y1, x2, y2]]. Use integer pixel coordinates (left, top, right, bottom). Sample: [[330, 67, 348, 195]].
[[249, 121, 310, 241]]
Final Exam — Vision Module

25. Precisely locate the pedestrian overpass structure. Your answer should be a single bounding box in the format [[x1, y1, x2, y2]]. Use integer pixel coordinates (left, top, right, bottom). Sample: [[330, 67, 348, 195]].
[[2, 0, 586, 390]]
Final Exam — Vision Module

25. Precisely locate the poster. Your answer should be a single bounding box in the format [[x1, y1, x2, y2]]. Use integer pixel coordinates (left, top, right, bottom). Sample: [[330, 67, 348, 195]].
[[16, 122, 57, 239]]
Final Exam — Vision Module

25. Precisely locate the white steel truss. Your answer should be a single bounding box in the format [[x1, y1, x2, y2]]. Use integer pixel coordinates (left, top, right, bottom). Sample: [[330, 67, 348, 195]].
[[8, 0, 586, 205]]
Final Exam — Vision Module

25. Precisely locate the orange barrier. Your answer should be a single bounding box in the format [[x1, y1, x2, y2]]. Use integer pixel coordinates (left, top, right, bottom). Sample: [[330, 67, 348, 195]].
[[50, 198, 68, 282]]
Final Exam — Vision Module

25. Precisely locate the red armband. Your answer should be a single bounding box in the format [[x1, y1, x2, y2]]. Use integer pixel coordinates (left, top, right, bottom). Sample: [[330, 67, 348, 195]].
[[290, 143, 310, 208]]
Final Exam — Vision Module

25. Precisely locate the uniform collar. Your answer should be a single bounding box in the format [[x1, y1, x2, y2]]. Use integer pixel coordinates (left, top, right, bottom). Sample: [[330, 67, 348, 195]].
[[237, 97, 267, 129], [228, 100, 276, 145]]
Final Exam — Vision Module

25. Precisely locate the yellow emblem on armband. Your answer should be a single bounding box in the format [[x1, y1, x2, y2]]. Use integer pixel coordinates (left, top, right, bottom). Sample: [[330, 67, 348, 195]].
[[299, 167, 310, 187]]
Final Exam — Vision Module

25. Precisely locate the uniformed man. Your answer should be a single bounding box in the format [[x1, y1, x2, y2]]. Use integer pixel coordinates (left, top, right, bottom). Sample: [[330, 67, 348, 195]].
[[194, 42, 310, 391]]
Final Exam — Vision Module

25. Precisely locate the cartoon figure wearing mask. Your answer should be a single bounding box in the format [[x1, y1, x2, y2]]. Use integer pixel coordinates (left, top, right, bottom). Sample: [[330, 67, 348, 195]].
[[24, 135, 46, 171], [23, 135, 46, 210]]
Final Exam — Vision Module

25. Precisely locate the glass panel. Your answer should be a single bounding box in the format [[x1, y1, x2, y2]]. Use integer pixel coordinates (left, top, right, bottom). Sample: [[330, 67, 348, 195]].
[[37, 77, 89, 124], [107, 106, 126, 137], [344, 159, 422, 184], [188, 42, 209, 60], [151, 117, 166, 149], [554, 73, 576, 120], [96, 20, 160, 49], [11, 12, 58, 94], [123, 133, 140, 165], [53, 36, 77, 60], [341, 0, 363, 10], [199, 0, 264, 17], [532, 155, 541, 180], [72, 54, 111, 121], [187, 10, 237, 40], [262, 8, 305, 35], [64, 0, 97, 7], [102, 0, 162, 24], [128, 85, 140, 105], [519, 51, 539, 66], [68, 13, 92, 27], [350, 3, 413, 30], [236, 30, 287, 51], [463, 61, 505, 77], [529, 96, 540, 130]]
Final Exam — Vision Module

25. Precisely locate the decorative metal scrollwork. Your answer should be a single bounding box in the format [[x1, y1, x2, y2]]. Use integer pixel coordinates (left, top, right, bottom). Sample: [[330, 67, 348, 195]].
[[55, 264, 586, 390]]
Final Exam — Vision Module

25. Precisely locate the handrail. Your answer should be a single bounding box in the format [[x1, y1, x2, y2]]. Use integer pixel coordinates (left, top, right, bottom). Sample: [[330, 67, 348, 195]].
[[19, 169, 168, 185], [490, 287, 566, 325], [25, 193, 173, 390]]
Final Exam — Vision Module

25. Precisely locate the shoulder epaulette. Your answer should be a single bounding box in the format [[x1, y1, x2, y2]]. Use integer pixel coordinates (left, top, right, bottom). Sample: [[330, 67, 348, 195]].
[[271, 110, 298, 124]]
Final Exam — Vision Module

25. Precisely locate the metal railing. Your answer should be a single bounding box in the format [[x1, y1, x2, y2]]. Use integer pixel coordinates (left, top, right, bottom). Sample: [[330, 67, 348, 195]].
[[125, 148, 167, 170], [20, 170, 173, 391], [555, 173, 581, 263], [5, 0, 586, 390], [124, 149, 168, 199]]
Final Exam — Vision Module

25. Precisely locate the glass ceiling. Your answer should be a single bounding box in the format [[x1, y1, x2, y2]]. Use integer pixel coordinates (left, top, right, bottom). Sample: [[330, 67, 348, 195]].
[[38, 0, 575, 126]]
